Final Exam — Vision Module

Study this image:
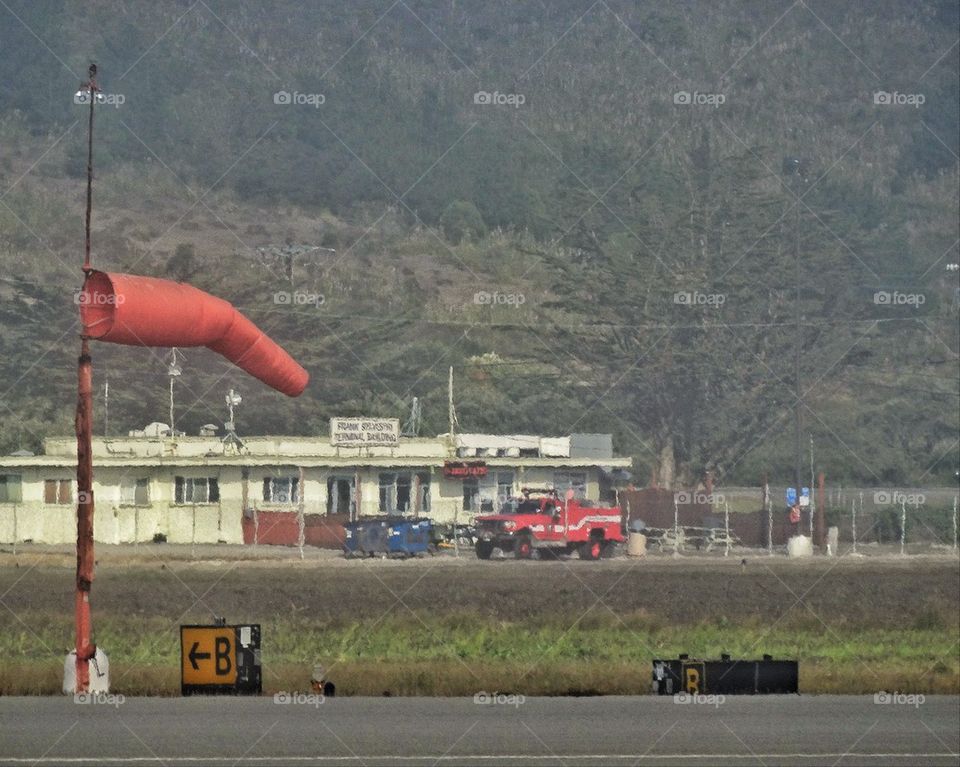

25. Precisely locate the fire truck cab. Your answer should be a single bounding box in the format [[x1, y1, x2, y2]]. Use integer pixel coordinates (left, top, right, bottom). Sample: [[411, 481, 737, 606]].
[[474, 488, 624, 560]]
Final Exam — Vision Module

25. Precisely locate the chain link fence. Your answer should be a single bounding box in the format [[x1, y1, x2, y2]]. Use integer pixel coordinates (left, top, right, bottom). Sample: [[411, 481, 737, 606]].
[[619, 487, 959, 555]]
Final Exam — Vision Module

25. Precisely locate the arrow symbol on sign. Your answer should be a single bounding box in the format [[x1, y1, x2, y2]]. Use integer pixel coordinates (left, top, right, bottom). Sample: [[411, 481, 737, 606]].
[[189, 642, 211, 670]]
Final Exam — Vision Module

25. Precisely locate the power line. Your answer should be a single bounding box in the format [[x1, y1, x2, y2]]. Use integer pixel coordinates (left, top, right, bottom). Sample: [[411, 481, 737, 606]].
[[236, 304, 946, 333]]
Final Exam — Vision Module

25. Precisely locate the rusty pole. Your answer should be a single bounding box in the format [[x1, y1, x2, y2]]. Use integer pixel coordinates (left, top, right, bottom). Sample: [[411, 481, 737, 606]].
[[75, 339, 95, 691], [75, 63, 99, 693]]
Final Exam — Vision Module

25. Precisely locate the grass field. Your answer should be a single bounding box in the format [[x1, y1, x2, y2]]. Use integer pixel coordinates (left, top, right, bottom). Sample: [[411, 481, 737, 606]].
[[1, 547, 957, 696]]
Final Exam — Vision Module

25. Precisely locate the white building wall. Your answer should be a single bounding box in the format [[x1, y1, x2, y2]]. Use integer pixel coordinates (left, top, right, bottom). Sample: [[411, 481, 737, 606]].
[[1, 436, 626, 543], [0, 466, 247, 545]]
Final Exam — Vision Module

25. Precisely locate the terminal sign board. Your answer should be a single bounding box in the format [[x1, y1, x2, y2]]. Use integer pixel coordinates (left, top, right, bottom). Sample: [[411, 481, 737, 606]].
[[330, 417, 400, 447]]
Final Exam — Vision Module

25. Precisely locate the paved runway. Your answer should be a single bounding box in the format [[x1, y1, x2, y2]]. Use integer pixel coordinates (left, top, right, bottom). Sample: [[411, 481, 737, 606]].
[[1, 696, 957, 766]]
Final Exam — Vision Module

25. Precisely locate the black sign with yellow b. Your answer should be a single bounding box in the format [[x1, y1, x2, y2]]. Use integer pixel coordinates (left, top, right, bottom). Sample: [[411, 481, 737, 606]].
[[180, 624, 261, 696], [652, 655, 798, 695], [682, 661, 705, 694]]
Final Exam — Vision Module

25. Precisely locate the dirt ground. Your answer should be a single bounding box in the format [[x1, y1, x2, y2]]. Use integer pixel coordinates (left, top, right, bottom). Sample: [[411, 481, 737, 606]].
[[2, 544, 957, 627]]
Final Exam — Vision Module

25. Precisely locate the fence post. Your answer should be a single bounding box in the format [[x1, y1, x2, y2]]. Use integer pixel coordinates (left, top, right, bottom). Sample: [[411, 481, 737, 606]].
[[851, 496, 858, 555], [12, 504, 17, 557], [673, 494, 680, 557], [453, 500, 460, 558], [297, 466, 305, 560], [724, 500, 730, 557], [765, 477, 772, 555], [815, 472, 825, 546], [953, 496, 958, 553], [900, 497, 906, 556], [767, 488, 773, 557]]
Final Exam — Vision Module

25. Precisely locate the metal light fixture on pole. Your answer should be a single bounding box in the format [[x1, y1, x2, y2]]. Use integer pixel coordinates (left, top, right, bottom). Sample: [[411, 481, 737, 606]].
[[225, 389, 241, 432], [223, 389, 243, 451], [167, 348, 183, 437]]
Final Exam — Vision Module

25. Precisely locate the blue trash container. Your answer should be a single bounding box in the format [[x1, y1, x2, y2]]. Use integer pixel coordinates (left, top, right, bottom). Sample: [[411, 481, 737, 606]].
[[344, 517, 434, 558]]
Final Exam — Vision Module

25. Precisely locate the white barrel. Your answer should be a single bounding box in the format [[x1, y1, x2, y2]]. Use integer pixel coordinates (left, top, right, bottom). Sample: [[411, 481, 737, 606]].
[[627, 532, 647, 557], [826, 526, 839, 555], [787, 534, 813, 558]]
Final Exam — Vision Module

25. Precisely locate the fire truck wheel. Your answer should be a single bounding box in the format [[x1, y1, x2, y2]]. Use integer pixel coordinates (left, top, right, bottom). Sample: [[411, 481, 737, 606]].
[[580, 538, 603, 561], [475, 541, 494, 560], [514, 534, 534, 559]]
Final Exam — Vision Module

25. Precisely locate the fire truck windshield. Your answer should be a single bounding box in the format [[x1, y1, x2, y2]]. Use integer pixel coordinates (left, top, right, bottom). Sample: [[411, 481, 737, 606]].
[[500, 498, 547, 514]]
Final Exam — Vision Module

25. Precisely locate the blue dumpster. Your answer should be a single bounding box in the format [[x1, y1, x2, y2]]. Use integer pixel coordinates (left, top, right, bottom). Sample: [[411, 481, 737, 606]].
[[343, 517, 434, 558]]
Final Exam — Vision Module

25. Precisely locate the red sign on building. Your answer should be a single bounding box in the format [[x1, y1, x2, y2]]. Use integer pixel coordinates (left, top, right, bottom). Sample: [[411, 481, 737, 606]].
[[443, 461, 488, 478]]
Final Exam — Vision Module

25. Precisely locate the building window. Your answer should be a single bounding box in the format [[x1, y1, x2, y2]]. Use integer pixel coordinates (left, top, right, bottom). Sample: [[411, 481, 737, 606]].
[[174, 477, 219, 504], [262, 476, 299, 504], [496, 471, 514, 505], [44, 479, 72, 504], [0, 474, 22, 503], [463, 477, 480, 512], [396, 473, 412, 513], [462, 472, 512, 513], [379, 473, 397, 513], [120, 477, 150, 506], [553, 471, 587, 499], [379, 471, 430, 513]]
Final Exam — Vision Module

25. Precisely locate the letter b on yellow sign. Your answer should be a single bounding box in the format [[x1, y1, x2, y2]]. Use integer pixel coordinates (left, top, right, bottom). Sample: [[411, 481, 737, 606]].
[[685, 666, 701, 694]]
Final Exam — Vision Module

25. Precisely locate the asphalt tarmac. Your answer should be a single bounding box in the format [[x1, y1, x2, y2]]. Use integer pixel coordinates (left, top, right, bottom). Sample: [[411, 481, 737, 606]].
[[1, 695, 958, 766]]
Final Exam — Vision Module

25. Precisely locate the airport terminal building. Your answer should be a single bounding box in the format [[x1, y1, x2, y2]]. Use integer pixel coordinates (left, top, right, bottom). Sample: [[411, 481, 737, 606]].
[[0, 422, 630, 546]]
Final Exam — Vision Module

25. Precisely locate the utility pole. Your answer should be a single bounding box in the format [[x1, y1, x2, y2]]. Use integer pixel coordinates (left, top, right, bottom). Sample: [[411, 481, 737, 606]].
[[448, 366, 456, 442], [793, 189, 803, 529], [167, 348, 182, 436], [783, 157, 807, 531]]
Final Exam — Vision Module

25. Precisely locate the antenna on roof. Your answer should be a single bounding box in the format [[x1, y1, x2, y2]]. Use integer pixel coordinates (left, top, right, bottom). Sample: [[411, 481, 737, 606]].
[[401, 396, 422, 437], [222, 388, 244, 451], [166, 348, 183, 437], [447, 367, 459, 443]]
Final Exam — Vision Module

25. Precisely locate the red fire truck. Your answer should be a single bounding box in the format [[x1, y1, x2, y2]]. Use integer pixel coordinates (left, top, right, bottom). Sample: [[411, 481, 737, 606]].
[[474, 488, 624, 560]]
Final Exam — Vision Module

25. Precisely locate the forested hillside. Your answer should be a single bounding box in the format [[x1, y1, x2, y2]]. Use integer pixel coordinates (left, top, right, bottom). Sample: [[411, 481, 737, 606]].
[[0, 0, 957, 486]]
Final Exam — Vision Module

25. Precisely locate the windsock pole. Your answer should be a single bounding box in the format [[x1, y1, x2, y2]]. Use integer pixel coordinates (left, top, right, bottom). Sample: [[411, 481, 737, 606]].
[[75, 63, 99, 693]]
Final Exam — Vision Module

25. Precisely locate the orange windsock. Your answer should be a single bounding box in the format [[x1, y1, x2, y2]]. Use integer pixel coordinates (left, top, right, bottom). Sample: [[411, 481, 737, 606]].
[[79, 271, 308, 397]]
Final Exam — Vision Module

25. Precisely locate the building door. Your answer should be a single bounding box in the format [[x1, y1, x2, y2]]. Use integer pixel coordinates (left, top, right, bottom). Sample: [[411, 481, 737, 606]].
[[327, 475, 356, 517]]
